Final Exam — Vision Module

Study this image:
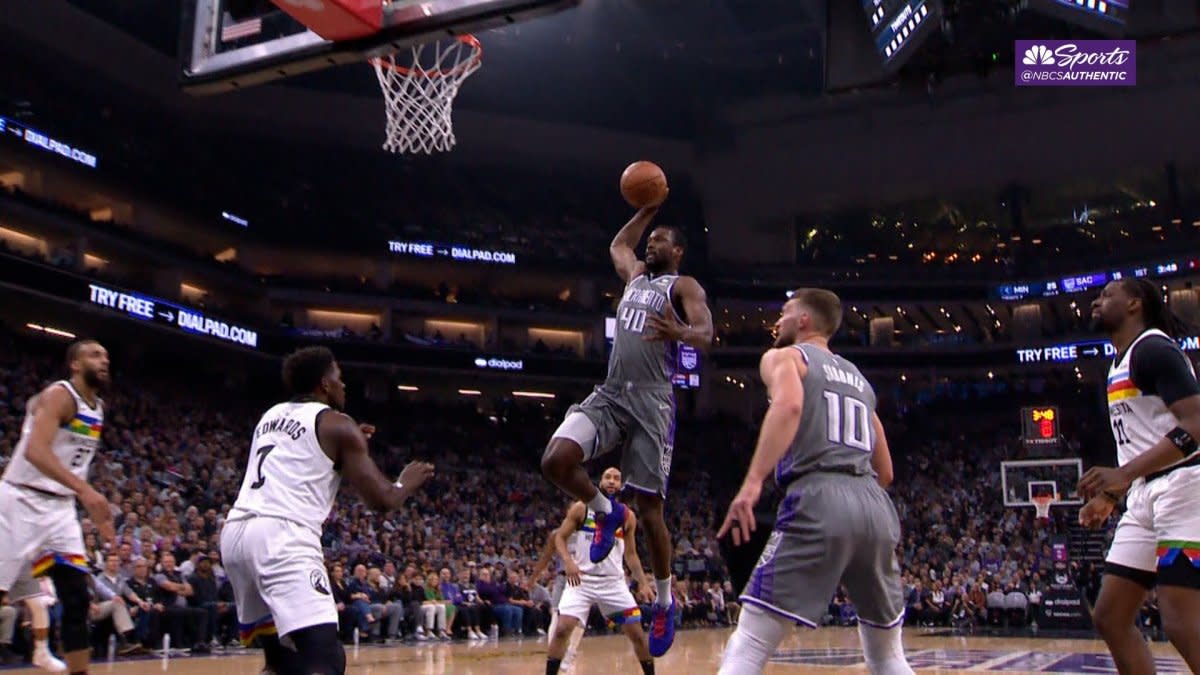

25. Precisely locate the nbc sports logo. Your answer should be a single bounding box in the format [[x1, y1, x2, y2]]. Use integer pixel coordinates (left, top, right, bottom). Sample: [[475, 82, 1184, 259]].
[[1023, 45, 1055, 66]]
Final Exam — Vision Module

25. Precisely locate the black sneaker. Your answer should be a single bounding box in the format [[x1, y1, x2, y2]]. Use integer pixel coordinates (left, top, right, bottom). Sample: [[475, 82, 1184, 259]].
[[191, 643, 212, 655]]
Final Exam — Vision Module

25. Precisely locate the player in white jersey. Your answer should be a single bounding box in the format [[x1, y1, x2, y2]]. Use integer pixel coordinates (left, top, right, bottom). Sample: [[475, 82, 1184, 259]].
[[529, 529, 585, 673], [1078, 278, 1200, 674], [0, 339, 115, 674], [219, 347, 434, 675], [541, 467, 655, 675]]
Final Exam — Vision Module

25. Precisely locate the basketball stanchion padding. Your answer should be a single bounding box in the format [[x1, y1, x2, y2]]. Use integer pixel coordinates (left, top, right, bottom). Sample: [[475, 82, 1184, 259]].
[[369, 35, 483, 154]]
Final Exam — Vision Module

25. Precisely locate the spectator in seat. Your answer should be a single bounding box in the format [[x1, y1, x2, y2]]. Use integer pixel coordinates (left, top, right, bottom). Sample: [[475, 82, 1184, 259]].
[[453, 568, 485, 640], [986, 584, 1008, 626], [154, 552, 209, 653], [346, 564, 376, 639], [329, 564, 354, 642], [476, 567, 520, 637], [0, 597, 18, 664], [394, 565, 428, 640], [92, 553, 144, 655], [1004, 584, 1029, 627], [126, 559, 160, 647], [422, 571, 451, 640], [367, 568, 402, 643], [504, 570, 542, 636], [187, 556, 233, 647]]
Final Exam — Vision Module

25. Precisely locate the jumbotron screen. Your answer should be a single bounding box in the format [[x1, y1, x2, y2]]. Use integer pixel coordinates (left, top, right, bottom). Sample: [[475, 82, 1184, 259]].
[[1028, 0, 1131, 32], [861, 0, 940, 68]]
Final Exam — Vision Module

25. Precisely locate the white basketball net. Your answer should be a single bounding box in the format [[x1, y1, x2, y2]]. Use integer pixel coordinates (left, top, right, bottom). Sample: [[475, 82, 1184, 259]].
[[1033, 495, 1057, 520], [370, 35, 482, 154]]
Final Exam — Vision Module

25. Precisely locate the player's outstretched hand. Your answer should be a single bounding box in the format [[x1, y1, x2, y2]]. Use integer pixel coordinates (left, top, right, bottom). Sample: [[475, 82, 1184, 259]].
[[1078, 495, 1115, 529], [718, 481, 762, 547], [398, 461, 435, 492], [81, 486, 115, 543], [635, 584, 655, 605], [1078, 466, 1131, 500], [359, 423, 376, 440], [564, 560, 582, 587], [643, 312, 686, 343]]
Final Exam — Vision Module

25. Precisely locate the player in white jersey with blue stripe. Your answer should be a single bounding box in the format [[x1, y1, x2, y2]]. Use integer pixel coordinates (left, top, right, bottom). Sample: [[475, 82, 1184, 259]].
[[220, 347, 434, 675], [543, 467, 655, 675], [1079, 278, 1200, 674], [0, 339, 115, 673]]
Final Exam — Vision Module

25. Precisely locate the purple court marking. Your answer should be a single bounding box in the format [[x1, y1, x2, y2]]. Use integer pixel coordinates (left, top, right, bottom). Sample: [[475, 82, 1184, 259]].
[[770, 647, 1188, 672]]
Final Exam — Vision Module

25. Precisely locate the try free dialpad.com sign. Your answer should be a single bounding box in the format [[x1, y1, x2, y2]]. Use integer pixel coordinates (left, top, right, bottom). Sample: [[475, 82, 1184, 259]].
[[1015, 40, 1135, 87]]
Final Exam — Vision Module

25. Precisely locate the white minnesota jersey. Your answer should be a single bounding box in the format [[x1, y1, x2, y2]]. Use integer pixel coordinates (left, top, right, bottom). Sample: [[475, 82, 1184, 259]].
[[1108, 329, 1197, 471], [229, 401, 339, 535], [2, 381, 103, 496], [569, 507, 626, 579]]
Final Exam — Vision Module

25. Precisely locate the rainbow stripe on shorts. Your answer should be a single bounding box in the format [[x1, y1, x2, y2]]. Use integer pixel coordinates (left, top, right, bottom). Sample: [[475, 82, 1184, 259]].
[[32, 552, 90, 577], [1156, 540, 1200, 568], [239, 615, 278, 646]]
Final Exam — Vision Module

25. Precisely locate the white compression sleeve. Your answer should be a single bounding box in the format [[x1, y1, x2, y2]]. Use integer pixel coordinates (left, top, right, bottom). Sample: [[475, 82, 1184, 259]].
[[717, 604, 789, 675], [858, 622, 914, 675]]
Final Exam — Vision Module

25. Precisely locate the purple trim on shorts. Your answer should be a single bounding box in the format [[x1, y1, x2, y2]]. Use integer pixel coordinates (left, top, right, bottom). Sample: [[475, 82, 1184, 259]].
[[775, 491, 802, 529], [738, 596, 817, 628], [858, 611, 906, 629], [623, 481, 660, 496]]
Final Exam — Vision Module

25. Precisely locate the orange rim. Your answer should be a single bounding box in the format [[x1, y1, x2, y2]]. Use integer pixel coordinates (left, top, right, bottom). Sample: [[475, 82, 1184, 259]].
[[369, 35, 482, 78]]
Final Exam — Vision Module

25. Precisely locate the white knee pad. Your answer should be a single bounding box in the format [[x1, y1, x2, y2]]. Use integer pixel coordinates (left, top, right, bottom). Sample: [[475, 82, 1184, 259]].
[[718, 604, 789, 675], [858, 623, 914, 675], [552, 413, 599, 459]]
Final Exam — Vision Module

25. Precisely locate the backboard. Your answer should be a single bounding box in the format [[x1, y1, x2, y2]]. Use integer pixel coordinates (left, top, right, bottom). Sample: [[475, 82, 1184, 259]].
[[1001, 458, 1084, 508], [181, 0, 578, 94]]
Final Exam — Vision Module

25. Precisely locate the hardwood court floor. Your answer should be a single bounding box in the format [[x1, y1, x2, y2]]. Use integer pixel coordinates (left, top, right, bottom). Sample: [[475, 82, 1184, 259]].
[[6, 627, 1188, 674]]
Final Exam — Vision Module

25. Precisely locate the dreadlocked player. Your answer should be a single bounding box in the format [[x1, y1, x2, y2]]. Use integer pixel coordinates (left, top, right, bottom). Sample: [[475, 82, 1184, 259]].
[[1079, 278, 1200, 674]]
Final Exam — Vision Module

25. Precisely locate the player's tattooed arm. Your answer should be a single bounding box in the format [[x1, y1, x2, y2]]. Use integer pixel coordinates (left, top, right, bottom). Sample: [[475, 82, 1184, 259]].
[[319, 410, 434, 512], [610, 207, 658, 283]]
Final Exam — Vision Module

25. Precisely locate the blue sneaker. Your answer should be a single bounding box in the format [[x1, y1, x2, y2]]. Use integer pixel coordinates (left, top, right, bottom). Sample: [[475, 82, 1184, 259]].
[[648, 600, 676, 657], [588, 499, 627, 563]]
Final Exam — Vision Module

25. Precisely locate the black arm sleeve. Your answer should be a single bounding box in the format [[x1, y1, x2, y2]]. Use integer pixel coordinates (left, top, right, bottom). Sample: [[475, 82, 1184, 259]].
[[1129, 337, 1200, 406]]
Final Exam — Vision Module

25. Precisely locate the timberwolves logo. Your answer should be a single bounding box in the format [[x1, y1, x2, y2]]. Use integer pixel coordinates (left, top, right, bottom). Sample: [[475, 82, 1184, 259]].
[[755, 531, 782, 569], [310, 570, 330, 596]]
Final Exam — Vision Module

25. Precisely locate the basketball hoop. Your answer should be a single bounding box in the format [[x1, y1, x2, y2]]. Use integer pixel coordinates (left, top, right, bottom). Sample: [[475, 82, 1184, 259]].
[[1032, 494, 1058, 521], [369, 35, 482, 154]]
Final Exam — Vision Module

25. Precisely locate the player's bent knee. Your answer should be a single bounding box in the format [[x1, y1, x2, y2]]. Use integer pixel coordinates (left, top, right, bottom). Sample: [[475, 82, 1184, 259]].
[[288, 624, 345, 675], [51, 566, 91, 652]]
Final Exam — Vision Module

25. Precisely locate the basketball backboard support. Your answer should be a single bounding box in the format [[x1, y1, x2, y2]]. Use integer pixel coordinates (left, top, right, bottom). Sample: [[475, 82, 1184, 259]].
[[1001, 458, 1084, 508], [181, 0, 578, 94]]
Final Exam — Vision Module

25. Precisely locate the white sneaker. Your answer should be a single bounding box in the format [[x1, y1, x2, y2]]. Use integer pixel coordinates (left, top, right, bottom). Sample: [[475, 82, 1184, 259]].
[[33, 647, 67, 672], [536, 628, 547, 636]]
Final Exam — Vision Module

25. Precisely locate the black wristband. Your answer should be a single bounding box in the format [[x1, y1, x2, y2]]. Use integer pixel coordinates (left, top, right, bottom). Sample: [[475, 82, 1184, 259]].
[[1166, 426, 1198, 455]]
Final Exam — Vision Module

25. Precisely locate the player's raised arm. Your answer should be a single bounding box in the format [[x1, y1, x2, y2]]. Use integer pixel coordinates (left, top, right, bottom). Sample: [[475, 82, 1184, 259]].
[[319, 411, 434, 512], [609, 207, 658, 283], [870, 412, 895, 488]]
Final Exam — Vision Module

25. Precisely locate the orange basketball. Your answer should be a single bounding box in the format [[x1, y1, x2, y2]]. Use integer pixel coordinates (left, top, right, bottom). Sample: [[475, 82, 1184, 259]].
[[620, 161, 668, 208]]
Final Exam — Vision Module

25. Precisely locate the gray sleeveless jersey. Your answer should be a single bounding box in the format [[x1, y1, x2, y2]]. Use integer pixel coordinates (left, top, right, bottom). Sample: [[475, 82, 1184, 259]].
[[774, 344, 878, 485], [608, 273, 679, 385]]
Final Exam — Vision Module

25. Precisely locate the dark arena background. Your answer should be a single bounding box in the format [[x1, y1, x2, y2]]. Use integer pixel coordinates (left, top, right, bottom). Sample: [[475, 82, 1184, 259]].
[[1, 0, 1200, 672]]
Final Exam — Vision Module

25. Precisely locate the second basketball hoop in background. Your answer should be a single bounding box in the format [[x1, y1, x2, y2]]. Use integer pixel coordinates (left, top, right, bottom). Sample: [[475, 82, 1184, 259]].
[[370, 34, 483, 154]]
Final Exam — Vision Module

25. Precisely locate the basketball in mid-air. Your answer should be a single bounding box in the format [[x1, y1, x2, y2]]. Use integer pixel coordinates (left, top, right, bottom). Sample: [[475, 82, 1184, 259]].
[[620, 161, 668, 208]]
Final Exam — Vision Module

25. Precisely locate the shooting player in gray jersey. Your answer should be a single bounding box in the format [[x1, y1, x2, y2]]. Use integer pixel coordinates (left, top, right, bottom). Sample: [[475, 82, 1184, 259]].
[[717, 289, 913, 675], [541, 199, 713, 657]]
